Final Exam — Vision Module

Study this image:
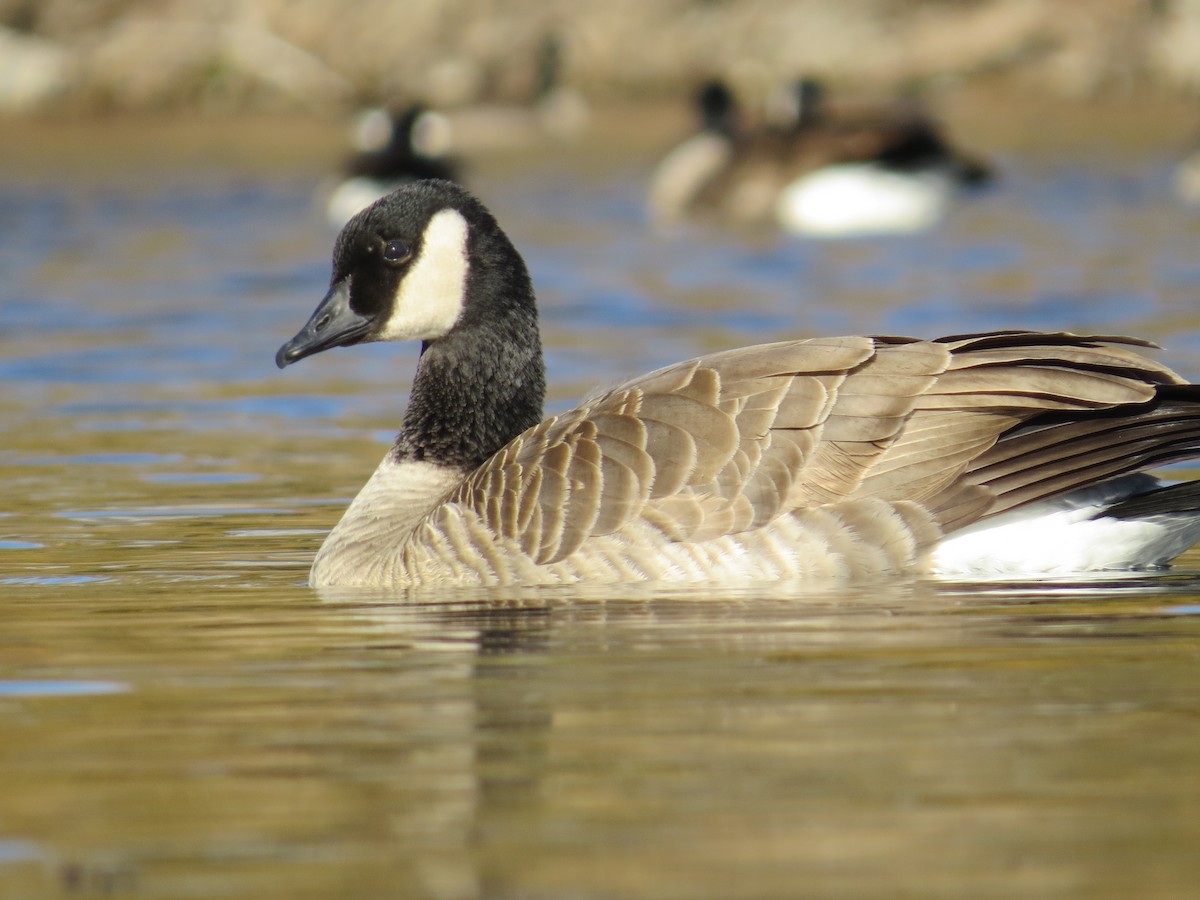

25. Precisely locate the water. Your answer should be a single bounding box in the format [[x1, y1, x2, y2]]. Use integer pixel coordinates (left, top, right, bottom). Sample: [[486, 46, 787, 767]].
[[4, 111, 1200, 898]]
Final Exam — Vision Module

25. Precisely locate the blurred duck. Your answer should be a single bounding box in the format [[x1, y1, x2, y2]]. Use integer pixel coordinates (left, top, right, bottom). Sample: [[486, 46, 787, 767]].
[[325, 104, 460, 228], [650, 78, 994, 237], [770, 79, 993, 236]]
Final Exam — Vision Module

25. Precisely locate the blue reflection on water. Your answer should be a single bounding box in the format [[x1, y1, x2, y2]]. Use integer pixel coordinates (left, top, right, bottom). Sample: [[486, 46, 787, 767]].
[[0, 575, 108, 585], [3, 153, 1200, 433], [0, 680, 129, 696], [0, 839, 43, 864]]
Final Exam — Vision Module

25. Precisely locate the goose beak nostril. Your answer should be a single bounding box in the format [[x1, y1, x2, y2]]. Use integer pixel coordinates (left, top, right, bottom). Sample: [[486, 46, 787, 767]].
[[275, 278, 369, 368]]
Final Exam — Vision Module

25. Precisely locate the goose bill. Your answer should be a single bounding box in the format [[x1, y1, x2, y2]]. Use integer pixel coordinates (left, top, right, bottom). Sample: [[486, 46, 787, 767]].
[[276, 278, 370, 368]]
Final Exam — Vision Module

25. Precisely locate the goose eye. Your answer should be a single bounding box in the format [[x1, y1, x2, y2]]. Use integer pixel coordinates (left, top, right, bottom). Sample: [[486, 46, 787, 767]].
[[382, 240, 410, 263]]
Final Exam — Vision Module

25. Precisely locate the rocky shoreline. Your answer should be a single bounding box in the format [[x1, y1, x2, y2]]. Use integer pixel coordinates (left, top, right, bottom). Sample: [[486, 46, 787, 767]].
[[3, 0, 1200, 118]]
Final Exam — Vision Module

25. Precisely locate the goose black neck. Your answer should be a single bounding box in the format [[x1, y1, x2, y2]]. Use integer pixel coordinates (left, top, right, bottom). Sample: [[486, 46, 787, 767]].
[[394, 223, 546, 471]]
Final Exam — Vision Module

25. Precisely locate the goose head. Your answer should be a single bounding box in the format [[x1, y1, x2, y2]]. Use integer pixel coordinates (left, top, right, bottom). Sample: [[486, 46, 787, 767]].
[[280, 179, 530, 366], [697, 79, 739, 137], [277, 179, 545, 467], [347, 105, 456, 171]]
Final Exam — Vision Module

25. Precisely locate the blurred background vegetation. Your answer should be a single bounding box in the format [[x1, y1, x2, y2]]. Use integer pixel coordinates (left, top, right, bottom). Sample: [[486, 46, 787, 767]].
[[2, 0, 1200, 118]]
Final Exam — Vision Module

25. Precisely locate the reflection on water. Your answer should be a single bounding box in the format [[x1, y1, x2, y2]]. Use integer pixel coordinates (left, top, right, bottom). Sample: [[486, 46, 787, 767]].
[[4, 114, 1200, 897]]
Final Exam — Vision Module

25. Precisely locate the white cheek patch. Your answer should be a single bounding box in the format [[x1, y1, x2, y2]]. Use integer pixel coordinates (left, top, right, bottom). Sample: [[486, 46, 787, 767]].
[[376, 208, 469, 342]]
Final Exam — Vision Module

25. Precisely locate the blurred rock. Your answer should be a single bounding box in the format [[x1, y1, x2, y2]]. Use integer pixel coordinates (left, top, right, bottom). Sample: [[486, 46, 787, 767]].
[[0, 0, 1197, 116], [0, 27, 70, 111], [1150, 0, 1200, 90], [73, 15, 350, 111]]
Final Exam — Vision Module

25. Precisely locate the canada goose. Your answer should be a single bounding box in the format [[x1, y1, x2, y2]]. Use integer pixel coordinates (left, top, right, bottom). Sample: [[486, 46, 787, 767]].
[[650, 78, 993, 236], [772, 82, 993, 236], [325, 104, 460, 228], [278, 180, 1200, 588]]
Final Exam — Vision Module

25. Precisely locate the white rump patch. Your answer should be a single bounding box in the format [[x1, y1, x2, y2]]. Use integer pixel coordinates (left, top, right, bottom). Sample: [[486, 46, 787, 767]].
[[776, 163, 952, 237], [376, 208, 469, 342], [932, 474, 1200, 578]]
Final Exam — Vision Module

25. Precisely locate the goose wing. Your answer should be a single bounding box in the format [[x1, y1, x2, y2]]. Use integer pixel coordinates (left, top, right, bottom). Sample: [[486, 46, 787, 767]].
[[424, 332, 1188, 567], [851, 332, 1189, 529]]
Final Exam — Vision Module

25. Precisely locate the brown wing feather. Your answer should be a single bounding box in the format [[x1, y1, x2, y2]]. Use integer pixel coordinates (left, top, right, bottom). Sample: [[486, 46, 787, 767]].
[[858, 333, 1191, 528], [429, 337, 876, 562], [425, 331, 1196, 565]]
